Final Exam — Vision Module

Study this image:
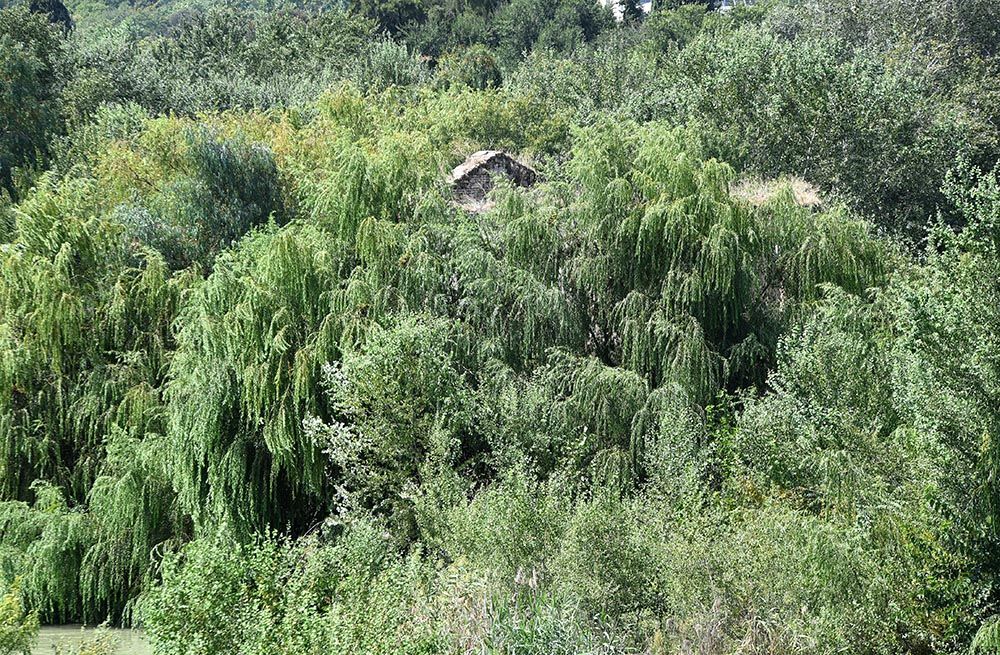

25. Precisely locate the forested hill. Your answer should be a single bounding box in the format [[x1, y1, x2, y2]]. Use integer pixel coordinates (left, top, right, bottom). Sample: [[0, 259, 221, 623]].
[[2, 0, 1000, 653]]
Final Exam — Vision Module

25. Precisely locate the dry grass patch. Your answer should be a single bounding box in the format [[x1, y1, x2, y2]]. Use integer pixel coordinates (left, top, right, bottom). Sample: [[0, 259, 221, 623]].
[[732, 176, 823, 209]]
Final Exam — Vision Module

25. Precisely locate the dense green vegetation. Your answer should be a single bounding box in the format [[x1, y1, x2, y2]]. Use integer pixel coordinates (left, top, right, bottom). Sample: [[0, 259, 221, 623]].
[[3, 0, 1000, 653]]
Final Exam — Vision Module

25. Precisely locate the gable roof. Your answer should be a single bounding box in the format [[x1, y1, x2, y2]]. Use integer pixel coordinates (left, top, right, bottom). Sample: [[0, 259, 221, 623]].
[[448, 150, 536, 186]]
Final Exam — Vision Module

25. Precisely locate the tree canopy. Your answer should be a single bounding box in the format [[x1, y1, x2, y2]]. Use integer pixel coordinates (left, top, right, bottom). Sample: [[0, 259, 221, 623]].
[[2, 0, 1000, 653]]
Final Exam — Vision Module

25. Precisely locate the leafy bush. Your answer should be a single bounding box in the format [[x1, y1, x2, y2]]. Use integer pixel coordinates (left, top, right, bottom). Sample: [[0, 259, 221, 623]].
[[662, 24, 977, 231], [0, 582, 38, 655], [347, 38, 427, 93], [121, 127, 284, 270], [142, 521, 445, 655], [434, 45, 503, 90], [51, 627, 117, 655]]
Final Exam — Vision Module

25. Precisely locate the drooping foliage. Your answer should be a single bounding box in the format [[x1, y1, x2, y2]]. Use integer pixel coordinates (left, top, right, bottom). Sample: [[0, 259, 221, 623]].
[[2, 0, 1000, 652], [165, 224, 349, 534]]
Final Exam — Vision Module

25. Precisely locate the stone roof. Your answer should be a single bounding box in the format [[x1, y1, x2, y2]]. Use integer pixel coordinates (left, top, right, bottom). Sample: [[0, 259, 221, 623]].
[[448, 150, 537, 212], [448, 150, 535, 185]]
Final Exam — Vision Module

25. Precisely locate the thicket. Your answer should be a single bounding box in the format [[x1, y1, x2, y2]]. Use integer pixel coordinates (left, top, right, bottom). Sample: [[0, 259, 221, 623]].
[[2, 0, 1000, 653]]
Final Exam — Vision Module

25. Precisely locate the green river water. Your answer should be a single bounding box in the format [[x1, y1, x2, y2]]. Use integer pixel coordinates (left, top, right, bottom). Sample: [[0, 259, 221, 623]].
[[31, 626, 151, 655]]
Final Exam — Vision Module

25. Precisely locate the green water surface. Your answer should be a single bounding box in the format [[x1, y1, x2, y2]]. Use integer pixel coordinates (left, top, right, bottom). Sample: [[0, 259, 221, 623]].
[[31, 626, 151, 655]]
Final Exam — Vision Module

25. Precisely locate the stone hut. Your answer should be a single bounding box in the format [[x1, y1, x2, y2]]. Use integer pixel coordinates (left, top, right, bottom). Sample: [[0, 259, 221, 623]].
[[448, 150, 537, 212]]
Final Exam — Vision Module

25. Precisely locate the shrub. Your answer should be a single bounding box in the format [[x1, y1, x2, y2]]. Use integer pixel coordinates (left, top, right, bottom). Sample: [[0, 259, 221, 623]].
[[347, 38, 427, 93], [434, 45, 503, 90], [0, 7, 63, 196], [135, 128, 284, 270], [0, 582, 38, 655], [662, 24, 981, 232], [141, 521, 446, 655]]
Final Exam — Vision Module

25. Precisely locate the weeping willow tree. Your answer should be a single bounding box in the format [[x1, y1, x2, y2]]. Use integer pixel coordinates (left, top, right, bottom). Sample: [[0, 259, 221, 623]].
[[292, 118, 888, 498], [0, 170, 191, 622], [0, 117, 286, 622], [559, 121, 887, 401], [0, 86, 895, 626], [0, 119, 284, 504], [382, 121, 889, 409], [161, 116, 453, 535], [356, 120, 887, 488], [0, 174, 181, 502], [163, 224, 348, 535]]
